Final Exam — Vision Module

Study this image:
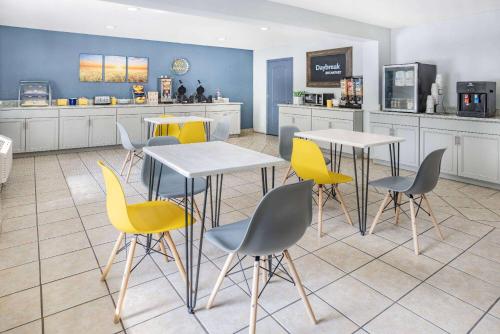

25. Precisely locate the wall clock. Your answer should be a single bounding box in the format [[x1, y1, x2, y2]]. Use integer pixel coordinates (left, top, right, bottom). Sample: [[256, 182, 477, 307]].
[[171, 58, 190, 75]]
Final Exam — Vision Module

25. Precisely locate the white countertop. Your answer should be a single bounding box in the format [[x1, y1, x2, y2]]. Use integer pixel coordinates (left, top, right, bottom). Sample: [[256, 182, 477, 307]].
[[144, 116, 213, 124], [369, 110, 500, 123], [278, 104, 363, 112], [295, 129, 404, 149], [0, 102, 242, 111], [143, 141, 284, 178]]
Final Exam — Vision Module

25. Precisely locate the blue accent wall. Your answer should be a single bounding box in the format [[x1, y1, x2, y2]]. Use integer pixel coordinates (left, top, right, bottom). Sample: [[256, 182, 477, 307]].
[[0, 26, 254, 128]]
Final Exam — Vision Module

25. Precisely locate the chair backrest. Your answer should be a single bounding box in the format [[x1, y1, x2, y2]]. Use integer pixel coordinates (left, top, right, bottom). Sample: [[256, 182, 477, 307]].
[[116, 122, 135, 150], [211, 116, 231, 141], [406, 148, 446, 195], [154, 115, 181, 138], [279, 125, 300, 161], [97, 161, 134, 232], [237, 180, 313, 256], [178, 122, 206, 144], [141, 136, 179, 187], [291, 138, 331, 184]]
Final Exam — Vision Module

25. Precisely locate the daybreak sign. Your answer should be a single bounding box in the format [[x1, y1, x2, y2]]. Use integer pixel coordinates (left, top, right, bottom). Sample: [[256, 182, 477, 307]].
[[307, 47, 352, 87]]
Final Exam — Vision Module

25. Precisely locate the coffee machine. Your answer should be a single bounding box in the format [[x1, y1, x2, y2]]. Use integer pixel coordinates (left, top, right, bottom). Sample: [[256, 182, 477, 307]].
[[457, 82, 496, 118]]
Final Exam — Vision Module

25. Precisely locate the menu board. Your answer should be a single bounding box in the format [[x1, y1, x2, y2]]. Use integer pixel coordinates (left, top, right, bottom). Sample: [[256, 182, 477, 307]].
[[306, 47, 352, 87]]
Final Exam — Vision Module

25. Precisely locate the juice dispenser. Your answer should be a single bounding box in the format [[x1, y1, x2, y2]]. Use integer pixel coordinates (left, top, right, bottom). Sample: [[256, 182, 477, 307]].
[[457, 82, 496, 118]]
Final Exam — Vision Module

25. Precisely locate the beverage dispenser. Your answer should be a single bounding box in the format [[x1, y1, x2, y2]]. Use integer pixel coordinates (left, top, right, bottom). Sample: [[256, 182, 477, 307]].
[[457, 82, 496, 118]]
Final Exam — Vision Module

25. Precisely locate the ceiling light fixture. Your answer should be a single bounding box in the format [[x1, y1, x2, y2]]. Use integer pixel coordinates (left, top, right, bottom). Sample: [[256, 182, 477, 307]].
[[127, 7, 139, 11], [260, 27, 269, 31], [105, 25, 116, 30]]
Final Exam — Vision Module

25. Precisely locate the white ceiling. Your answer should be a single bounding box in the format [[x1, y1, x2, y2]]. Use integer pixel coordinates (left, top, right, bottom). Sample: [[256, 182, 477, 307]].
[[271, 0, 500, 28], [0, 0, 357, 50]]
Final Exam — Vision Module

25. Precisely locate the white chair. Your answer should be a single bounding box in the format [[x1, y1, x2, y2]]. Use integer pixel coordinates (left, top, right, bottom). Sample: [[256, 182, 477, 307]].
[[211, 116, 231, 142], [116, 122, 144, 182]]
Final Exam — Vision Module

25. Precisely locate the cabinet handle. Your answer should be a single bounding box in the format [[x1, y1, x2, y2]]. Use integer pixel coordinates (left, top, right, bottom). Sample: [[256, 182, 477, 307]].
[[329, 122, 332, 128], [455, 136, 461, 145]]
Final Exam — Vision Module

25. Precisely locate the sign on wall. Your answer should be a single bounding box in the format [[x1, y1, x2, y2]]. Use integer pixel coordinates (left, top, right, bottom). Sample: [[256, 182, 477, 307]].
[[306, 47, 352, 87]]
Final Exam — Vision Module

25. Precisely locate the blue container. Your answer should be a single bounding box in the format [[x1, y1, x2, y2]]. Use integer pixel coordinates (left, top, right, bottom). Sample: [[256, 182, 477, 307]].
[[69, 98, 77, 106]]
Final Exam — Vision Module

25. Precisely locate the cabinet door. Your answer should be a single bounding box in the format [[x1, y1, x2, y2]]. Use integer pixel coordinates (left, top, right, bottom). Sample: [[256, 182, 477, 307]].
[[59, 116, 89, 149], [189, 111, 206, 118], [227, 110, 240, 135], [312, 117, 332, 149], [26, 118, 58, 152], [420, 128, 457, 175], [0, 119, 25, 153], [117, 114, 142, 145], [279, 113, 294, 129], [141, 113, 163, 142], [394, 125, 419, 168], [89, 115, 117, 147], [370, 123, 392, 162], [293, 115, 312, 132], [458, 132, 500, 183]]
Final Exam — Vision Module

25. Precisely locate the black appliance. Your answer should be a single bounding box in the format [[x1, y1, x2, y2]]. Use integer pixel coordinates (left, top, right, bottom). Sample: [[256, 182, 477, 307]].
[[176, 80, 188, 103], [322, 93, 335, 106], [194, 80, 207, 103], [304, 93, 323, 105], [457, 82, 496, 118]]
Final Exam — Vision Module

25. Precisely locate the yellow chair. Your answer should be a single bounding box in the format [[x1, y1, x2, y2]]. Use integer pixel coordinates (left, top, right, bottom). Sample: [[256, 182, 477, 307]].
[[97, 161, 193, 323], [178, 122, 206, 144], [291, 138, 353, 237], [154, 114, 181, 138]]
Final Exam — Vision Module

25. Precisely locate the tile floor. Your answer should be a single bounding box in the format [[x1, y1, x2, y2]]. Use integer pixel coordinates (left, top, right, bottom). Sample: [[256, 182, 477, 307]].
[[0, 132, 499, 334]]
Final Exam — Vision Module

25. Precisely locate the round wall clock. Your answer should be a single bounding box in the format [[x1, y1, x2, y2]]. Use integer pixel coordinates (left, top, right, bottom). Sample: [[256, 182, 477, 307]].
[[171, 58, 190, 75]]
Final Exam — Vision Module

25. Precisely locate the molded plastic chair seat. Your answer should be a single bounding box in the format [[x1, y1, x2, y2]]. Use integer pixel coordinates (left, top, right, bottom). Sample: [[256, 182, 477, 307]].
[[205, 218, 250, 253], [130, 142, 145, 150], [126, 201, 189, 234], [369, 176, 414, 193], [325, 171, 352, 184], [155, 172, 206, 198]]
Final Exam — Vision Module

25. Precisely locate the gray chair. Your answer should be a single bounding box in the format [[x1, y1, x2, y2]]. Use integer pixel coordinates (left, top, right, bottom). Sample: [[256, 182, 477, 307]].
[[117, 122, 144, 183], [205, 180, 317, 333], [211, 115, 231, 142], [368, 149, 446, 255], [279, 125, 330, 185], [141, 136, 206, 218]]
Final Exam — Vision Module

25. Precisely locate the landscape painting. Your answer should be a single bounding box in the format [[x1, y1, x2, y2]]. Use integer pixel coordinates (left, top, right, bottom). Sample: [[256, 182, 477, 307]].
[[127, 56, 148, 82], [104, 55, 126, 82], [79, 54, 103, 82]]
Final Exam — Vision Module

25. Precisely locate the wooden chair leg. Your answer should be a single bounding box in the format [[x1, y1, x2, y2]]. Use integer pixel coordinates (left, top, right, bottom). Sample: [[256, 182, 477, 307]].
[[163, 232, 187, 283], [317, 185, 323, 238], [125, 151, 135, 183], [282, 164, 292, 185], [422, 194, 444, 240], [395, 192, 402, 225], [283, 250, 317, 324], [101, 232, 125, 281], [120, 151, 131, 175], [369, 192, 391, 235], [409, 198, 419, 255], [113, 237, 137, 324], [193, 200, 203, 221], [260, 258, 269, 286], [157, 233, 169, 262], [336, 186, 353, 226], [206, 253, 236, 309], [249, 258, 260, 334]]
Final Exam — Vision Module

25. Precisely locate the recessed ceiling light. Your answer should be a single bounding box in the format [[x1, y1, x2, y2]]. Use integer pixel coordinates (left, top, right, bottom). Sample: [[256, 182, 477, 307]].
[[217, 37, 226, 41], [105, 25, 116, 30], [127, 7, 139, 11], [260, 27, 269, 31]]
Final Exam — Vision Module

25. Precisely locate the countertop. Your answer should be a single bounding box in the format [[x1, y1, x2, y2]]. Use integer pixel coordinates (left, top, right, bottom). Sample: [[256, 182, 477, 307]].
[[369, 109, 500, 123], [278, 104, 363, 112], [0, 102, 242, 111]]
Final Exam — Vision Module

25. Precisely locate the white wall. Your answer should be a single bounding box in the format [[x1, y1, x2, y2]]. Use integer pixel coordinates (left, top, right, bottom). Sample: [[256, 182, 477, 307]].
[[391, 10, 500, 110], [253, 36, 379, 133]]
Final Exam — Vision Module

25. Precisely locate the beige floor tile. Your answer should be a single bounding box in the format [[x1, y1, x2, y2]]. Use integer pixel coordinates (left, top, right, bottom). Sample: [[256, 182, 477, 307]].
[[76, 201, 106, 217], [351, 260, 420, 300], [441, 215, 493, 237], [37, 218, 83, 240], [315, 242, 373, 273], [39, 231, 90, 259], [490, 300, 500, 318], [291, 253, 344, 291], [2, 319, 42, 334], [401, 235, 462, 263], [380, 246, 442, 280], [450, 252, 500, 286], [103, 256, 163, 294], [320, 216, 360, 240], [296, 228, 337, 252], [0, 227, 37, 250], [1, 215, 37, 233], [36, 198, 74, 213], [471, 314, 500, 334], [1, 195, 36, 209], [423, 225, 480, 250], [3, 204, 36, 220], [235, 316, 288, 334], [365, 304, 445, 334], [43, 296, 122, 334], [369, 221, 413, 244], [42, 269, 108, 316], [274, 294, 358, 334], [127, 306, 205, 334], [343, 233, 398, 257], [37, 207, 79, 225], [468, 238, 500, 263], [0, 262, 40, 297], [315, 275, 392, 326], [458, 207, 500, 222], [86, 225, 120, 246], [111, 277, 184, 328], [40, 248, 98, 283], [0, 243, 38, 271], [80, 212, 110, 230], [0, 287, 41, 332], [400, 283, 483, 333]]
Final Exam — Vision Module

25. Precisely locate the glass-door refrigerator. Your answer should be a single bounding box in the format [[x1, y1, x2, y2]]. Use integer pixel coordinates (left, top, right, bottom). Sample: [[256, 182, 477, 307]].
[[383, 63, 436, 113]]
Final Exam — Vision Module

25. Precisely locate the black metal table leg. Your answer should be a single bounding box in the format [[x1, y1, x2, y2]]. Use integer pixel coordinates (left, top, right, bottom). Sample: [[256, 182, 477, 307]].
[[147, 122, 151, 140], [352, 147, 362, 233]]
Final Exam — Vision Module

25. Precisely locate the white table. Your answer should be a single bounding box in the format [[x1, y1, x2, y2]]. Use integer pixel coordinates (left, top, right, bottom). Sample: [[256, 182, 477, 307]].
[[295, 129, 404, 235], [144, 116, 214, 140], [143, 141, 284, 313]]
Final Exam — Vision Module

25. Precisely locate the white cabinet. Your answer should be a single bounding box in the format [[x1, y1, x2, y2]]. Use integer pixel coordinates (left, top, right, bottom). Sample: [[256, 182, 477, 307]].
[[394, 125, 419, 168], [189, 111, 206, 118], [207, 110, 240, 135], [279, 112, 311, 131], [59, 116, 89, 149], [458, 132, 500, 183], [0, 119, 25, 153], [420, 128, 457, 175], [370, 123, 392, 162], [89, 115, 116, 147], [117, 114, 142, 145], [141, 113, 163, 143], [26, 118, 58, 152]]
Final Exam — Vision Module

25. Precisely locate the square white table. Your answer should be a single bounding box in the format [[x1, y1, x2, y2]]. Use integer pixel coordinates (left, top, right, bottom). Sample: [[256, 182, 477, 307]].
[[144, 116, 214, 140], [295, 129, 405, 235], [143, 141, 284, 313]]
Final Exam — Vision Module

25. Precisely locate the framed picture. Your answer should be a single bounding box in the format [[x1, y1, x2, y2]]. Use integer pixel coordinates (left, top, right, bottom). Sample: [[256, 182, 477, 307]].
[[104, 55, 126, 82], [79, 54, 103, 82], [127, 56, 148, 83], [306, 47, 352, 87]]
